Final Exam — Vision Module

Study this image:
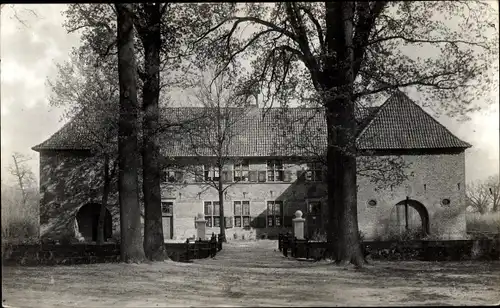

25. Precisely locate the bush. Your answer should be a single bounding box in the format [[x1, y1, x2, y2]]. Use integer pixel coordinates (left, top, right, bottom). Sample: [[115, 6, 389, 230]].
[[466, 212, 500, 234], [311, 229, 327, 242]]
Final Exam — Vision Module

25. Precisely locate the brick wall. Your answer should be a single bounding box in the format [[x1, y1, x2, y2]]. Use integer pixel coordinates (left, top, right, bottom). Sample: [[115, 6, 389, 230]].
[[357, 151, 467, 240], [38, 151, 120, 242], [38, 150, 467, 242]]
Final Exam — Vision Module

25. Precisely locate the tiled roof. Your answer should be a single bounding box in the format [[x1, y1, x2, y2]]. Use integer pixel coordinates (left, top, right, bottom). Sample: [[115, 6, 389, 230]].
[[357, 92, 472, 150], [32, 93, 471, 155]]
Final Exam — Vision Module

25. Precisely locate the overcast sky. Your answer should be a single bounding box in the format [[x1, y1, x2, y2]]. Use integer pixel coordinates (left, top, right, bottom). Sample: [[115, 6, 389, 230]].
[[1, 4, 498, 187]]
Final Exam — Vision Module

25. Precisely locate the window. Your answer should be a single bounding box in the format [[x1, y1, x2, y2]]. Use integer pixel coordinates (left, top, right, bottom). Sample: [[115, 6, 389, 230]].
[[161, 169, 183, 183], [204, 165, 220, 181], [234, 201, 250, 227], [161, 201, 173, 216], [308, 201, 321, 215], [267, 160, 284, 182], [234, 160, 250, 182], [305, 162, 323, 182], [267, 201, 283, 227], [204, 201, 220, 227]]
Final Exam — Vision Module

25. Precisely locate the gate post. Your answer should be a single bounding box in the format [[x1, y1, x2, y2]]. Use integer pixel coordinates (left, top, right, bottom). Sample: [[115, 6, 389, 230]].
[[195, 213, 207, 241], [292, 210, 305, 240]]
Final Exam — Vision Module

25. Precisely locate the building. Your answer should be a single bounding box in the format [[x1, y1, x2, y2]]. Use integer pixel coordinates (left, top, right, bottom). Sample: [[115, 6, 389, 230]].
[[32, 92, 471, 242]]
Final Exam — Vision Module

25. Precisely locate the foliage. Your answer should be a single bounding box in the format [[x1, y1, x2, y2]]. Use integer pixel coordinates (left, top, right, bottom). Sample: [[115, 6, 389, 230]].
[[466, 174, 500, 214]]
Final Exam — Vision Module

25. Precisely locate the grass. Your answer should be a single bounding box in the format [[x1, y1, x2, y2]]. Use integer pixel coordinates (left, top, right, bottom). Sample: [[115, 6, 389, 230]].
[[466, 212, 500, 234], [3, 240, 500, 307]]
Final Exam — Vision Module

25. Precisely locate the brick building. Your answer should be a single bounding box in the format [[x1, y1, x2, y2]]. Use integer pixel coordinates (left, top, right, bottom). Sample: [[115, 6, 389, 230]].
[[33, 92, 471, 242]]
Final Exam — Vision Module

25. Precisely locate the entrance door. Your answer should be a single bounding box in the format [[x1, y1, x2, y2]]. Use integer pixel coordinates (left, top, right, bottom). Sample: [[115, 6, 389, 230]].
[[161, 201, 174, 240], [306, 200, 322, 238]]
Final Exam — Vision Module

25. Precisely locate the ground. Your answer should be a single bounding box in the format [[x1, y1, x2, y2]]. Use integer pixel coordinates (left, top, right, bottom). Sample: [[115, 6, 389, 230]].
[[2, 240, 500, 307]]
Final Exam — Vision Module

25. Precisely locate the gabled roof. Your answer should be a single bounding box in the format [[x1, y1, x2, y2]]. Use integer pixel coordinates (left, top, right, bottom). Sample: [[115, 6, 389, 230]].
[[356, 92, 472, 150], [32, 93, 471, 156]]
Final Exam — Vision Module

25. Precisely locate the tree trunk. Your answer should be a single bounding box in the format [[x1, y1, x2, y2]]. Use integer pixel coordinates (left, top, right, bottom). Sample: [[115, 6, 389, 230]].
[[97, 154, 111, 245], [218, 172, 226, 242], [138, 3, 166, 261], [325, 98, 364, 267], [116, 3, 146, 263]]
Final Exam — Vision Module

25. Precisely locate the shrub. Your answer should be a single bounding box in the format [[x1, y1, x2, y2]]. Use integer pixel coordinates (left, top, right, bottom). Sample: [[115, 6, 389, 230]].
[[311, 229, 327, 242], [466, 212, 500, 234]]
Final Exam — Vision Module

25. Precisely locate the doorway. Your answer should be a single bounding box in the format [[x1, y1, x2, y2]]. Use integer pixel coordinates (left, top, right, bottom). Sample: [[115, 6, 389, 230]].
[[161, 201, 174, 240], [306, 200, 322, 238]]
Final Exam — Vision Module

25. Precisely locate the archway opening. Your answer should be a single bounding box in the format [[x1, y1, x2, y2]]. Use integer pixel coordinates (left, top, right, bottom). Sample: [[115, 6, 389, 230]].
[[388, 199, 430, 239], [76, 203, 112, 242]]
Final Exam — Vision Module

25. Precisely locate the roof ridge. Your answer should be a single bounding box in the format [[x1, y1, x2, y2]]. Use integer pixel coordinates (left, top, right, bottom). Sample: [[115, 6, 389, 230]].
[[397, 92, 472, 148]]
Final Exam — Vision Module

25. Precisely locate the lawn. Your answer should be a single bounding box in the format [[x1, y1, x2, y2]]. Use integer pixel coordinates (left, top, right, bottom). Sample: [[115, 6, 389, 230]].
[[2, 240, 499, 307]]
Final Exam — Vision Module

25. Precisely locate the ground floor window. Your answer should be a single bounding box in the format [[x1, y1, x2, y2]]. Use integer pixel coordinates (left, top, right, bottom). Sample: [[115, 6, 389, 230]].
[[234, 201, 250, 227], [267, 201, 283, 227], [204, 201, 220, 227]]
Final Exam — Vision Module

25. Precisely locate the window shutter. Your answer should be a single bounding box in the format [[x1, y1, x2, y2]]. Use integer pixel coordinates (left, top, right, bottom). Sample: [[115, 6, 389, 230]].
[[258, 171, 267, 182], [284, 215, 293, 227], [249, 171, 258, 182], [225, 216, 233, 228]]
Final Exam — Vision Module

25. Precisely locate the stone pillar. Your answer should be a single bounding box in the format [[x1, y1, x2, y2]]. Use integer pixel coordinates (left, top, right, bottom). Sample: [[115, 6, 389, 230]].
[[292, 210, 305, 240], [195, 213, 207, 240]]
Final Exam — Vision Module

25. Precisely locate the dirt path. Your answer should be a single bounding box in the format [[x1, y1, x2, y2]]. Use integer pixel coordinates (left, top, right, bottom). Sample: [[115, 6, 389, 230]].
[[3, 240, 500, 307]]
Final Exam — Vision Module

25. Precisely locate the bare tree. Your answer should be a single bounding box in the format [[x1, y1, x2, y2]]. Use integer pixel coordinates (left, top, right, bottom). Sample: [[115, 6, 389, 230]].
[[467, 175, 500, 213], [8, 152, 36, 208], [176, 69, 250, 241], [195, 1, 498, 266]]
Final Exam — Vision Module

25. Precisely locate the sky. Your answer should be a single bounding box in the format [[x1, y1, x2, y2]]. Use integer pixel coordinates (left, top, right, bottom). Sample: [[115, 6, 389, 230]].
[[1, 4, 499, 187]]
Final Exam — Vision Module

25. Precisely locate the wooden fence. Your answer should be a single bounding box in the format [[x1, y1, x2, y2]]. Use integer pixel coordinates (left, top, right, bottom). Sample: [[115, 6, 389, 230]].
[[278, 233, 500, 261]]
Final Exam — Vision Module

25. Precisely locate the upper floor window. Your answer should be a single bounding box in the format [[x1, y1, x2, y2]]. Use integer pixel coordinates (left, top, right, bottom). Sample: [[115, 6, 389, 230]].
[[204, 165, 220, 181], [267, 160, 284, 182], [204, 201, 220, 227], [161, 169, 183, 183], [234, 160, 250, 182], [306, 162, 323, 182]]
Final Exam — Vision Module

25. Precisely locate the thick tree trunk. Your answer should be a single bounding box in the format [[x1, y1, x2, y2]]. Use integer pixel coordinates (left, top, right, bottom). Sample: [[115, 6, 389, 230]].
[[325, 99, 364, 267], [97, 154, 111, 245], [218, 173, 226, 242], [138, 3, 166, 261], [116, 3, 146, 263]]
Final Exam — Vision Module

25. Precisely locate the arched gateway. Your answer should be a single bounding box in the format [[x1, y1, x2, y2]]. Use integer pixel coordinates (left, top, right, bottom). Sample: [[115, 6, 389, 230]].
[[389, 199, 430, 238], [76, 203, 113, 242]]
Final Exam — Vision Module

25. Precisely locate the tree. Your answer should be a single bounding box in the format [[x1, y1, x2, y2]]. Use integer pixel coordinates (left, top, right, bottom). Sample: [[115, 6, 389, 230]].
[[8, 152, 36, 209], [467, 175, 500, 213], [197, 2, 498, 266], [115, 3, 146, 263], [63, 3, 234, 259], [176, 69, 250, 241], [132, 3, 167, 261]]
